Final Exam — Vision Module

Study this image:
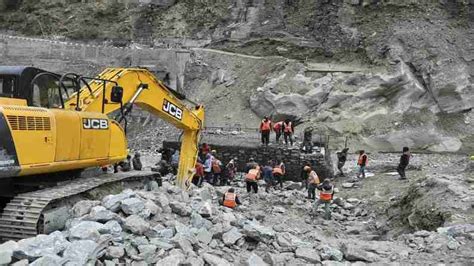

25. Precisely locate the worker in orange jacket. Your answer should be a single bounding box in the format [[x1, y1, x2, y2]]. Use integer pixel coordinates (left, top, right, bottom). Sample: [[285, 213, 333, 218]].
[[283, 119, 294, 146], [222, 188, 241, 208], [259, 116, 272, 146], [313, 179, 334, 220]]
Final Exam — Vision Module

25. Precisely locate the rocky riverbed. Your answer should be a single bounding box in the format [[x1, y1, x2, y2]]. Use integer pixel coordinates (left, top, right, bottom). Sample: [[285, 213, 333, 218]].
[[0, 152, 472, 265]]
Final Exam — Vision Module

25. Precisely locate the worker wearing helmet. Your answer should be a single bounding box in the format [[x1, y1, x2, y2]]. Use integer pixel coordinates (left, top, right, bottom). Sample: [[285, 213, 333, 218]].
[[259, 116, 272, 146], [305, 166, 320, 200], [222, 187, 241, 208], [314, 179, 334, 220]]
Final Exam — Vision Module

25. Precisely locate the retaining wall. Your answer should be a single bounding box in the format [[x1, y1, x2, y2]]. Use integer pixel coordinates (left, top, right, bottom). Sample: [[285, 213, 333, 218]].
[[163, 141, 334, 181], [0, 34, 191, 90]]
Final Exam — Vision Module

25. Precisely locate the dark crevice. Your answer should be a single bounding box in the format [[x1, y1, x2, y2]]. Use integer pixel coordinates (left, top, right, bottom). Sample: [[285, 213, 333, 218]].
[[406, 61, 444, 112]]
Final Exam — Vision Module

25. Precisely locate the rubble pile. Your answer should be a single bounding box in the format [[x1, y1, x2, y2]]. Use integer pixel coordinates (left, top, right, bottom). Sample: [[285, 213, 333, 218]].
[[0, 177, 472, 265]]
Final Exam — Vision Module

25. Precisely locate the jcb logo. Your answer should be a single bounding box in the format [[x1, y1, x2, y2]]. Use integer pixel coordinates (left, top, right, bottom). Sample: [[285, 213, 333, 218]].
[[163, 99, 183, 121], [83, 118, 109, 130]]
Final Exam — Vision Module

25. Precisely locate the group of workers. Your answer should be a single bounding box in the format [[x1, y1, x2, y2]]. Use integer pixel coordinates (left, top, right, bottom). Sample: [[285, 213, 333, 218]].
[[337, 147, 411, 181], [219, 144, 413, 221], [260, 116, 295, 146], [192, 143, 238, 187]]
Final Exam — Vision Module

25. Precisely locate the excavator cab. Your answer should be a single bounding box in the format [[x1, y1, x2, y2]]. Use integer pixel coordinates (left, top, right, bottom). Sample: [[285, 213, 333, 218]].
[[0, 66, 76, 109]]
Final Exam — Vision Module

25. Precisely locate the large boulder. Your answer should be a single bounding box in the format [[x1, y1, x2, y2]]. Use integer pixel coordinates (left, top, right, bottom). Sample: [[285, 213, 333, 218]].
[[241, 220, 275, 244], [341, 243, 379, 262], [0, 240, 18, 264], [124, 215, 151, 235], [222, 227, 243, 246], [15, 231, 70, 260], [86, 206, 120, 222], [30, 255, 64, 266], [202, 253, 232, 266], [71, 200, 100, 217], [170, 202, 192, 217], [156, 252, 186, 266], [62, 240, 101, 265], [121, 198, 145, 215], [68, 221, 106, 241], [294, 247, 321, 264], [102, 190, 135, 212], [250, 90, 309, 121]]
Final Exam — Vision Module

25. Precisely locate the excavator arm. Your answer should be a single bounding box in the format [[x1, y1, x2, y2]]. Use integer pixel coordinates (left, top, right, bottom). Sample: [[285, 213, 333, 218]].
[[64, 68, 204, 189]]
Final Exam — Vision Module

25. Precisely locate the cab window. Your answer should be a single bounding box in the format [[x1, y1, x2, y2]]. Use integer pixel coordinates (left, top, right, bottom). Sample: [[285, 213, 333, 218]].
[[0, 76, 15, 97], [31, 75, 63, 108]]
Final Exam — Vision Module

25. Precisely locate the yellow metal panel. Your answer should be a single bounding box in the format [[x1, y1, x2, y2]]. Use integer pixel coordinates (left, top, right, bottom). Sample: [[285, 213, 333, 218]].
[[2, 107, 55, 165], [108, 121, 127, 160], [18, 156, 124, 176], [51, 110, 81, 161], [0, 98, 27, 106], [78, 112, 111, 160]]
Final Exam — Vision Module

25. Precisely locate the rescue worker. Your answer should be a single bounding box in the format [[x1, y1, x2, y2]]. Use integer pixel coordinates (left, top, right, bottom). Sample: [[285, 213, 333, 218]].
[[199, 143, 211, 162], [245, 158, 259, 173], [226, 158, 238, 183], [203, 153, 214, 184], [158, 147, 174, 163], [300, 162, 311, 189], [306, 166, 320, 200], [212, 156, 223, 186], [397, 146, 411, 180], [245, 162, 260, 193], [259, 116, 272, 146], [115, 155, 132, 173], [283, 119, 294, 146], [272, 159, 286, 189], [222, 188, 241, 209], [273, 121, 284, 144], [132, 152, 143, 171], [336, 148, 349, 177], [314, 179, 334, 220], [193, 160, 204, 186], [262, 161, 274, 193], [357, 150, 368, 179]]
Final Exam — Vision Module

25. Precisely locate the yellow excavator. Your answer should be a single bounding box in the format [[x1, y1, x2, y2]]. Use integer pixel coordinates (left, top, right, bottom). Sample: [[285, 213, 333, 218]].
[[0, 66, 204, 240]]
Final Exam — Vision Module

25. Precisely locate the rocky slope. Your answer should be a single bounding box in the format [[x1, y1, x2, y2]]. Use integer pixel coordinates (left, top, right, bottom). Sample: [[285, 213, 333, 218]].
[[0, 153, 472, 265], [0, 1, 473, 152]]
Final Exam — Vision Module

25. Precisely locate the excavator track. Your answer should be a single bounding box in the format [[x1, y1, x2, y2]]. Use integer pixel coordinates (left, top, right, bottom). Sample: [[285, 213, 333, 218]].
[[0, 171, 157, 241]]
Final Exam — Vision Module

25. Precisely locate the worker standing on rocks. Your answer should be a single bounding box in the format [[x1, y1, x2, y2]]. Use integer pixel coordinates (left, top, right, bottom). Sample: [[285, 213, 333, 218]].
[[262, 160, 274, 193], [283, 119, 294, 147], [203, 153, 214, 184], [336, 148, 349, 177], [245, 158, 259, 172], [132, 152, 142, 171], [260, 116, 272, 146], [273, 121, 283, 144], [300, 162, 311, 189], [212, 154, 223, 186], [193, 159, 204, 186], [272, 159, 286, 189], [226, 158, 238, 184], [222, 188, 241, 208], [305, 166, 320, 200], [398, 146, 411, 180], [357, 150, 368, 179], [314, 179, 334, 220], [245, 160, 260, 193]]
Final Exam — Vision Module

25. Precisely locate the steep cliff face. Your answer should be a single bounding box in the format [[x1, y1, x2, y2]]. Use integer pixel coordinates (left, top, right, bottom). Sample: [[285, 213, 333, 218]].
[[0, 0, 472, 152]]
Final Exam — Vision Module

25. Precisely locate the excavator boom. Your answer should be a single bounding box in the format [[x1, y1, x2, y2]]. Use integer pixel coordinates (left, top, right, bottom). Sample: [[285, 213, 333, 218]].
[[64, 68, 205, 188]]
